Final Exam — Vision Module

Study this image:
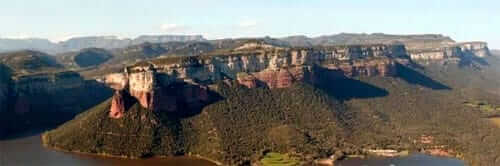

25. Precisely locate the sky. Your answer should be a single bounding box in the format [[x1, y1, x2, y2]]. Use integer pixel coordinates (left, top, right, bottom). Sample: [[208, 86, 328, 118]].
[[0, 0, 499, 48]]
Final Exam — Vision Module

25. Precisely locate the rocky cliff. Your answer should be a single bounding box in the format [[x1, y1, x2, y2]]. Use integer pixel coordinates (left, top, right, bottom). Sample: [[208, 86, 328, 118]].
[[407, 42, 490, 62], [457, 42, 490, 57], [100, 44, 408, 117], [11, 72, 113, 116], [11, 71, 86, 113], [0, 64, 112, 137]]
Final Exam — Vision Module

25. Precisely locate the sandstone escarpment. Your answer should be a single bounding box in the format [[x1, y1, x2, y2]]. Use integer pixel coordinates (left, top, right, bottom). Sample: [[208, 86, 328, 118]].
[[0, 67, 112, 137], [104, 69, 211, 116], [109, 90, 135, 118], [407, 41, 490, 62], [456, 42, 490, 57], [12, 72, 85, 114], [101, 44, 408, 117], [9, 71, 112, 114]]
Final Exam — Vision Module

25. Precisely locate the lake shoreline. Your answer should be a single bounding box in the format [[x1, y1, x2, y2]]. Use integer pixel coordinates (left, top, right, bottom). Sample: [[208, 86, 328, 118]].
[[40, 134, 223, 166], [0, 132, 466, 166]]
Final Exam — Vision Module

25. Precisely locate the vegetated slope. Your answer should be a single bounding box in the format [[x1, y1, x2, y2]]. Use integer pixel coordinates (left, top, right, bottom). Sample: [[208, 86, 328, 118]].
[[418, 56, 500, 101], [338, 61, 500, 166], [42, 83, 345, 165], [346, 76, 500, 165], [57, 48, 113, 68], [0, 50, 63, 75], [42, 57, 500, 166]]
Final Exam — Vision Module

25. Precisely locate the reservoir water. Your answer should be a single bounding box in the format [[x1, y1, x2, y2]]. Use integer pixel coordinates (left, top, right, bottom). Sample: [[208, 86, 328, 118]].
[[336, 153, 465, 166], [0, 131, 216, 166], [0, 130, 466, 166]]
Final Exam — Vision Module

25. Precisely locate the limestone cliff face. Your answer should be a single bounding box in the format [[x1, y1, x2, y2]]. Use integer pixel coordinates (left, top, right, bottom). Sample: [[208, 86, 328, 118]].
[[407, 41, 490, 61], [101, 44, 408, 117], [10, 71, 111, 114], [457, 42, 490, 57], [11, 72, 85, 114]]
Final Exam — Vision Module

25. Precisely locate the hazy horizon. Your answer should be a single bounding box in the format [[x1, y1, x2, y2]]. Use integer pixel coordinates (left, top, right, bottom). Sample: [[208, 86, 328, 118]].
[[1, 0, 498, 48]]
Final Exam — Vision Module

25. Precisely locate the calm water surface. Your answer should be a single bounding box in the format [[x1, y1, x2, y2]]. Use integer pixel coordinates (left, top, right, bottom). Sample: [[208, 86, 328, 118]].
[[337, 154, 466, 166], [0, 131, 216, 166], [0, 130, 466, 166]]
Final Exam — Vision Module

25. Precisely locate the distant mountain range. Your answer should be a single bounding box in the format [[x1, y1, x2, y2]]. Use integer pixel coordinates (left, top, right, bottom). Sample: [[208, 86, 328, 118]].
[[279, 33, 455, 47], [0, 35, 206, 54]]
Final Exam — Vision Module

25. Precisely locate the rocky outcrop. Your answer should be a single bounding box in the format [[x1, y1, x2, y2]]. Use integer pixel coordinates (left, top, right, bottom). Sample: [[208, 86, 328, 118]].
[[246, 66, 315, 89], [323, 58, 398, 77], [10, 71, 111, 114], [408, 47, 460, 61], [100, 44, 408, 117], [407, 41, 490, 61], [13, 72, 84, 94], [456, 42, 490, 57], [0, 68, 112, 137], [109, 90, 135, 118]]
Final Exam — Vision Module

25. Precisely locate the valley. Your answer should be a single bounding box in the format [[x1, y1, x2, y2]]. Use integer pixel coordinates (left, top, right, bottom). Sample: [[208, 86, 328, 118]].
[[1, 33, 499, 166]]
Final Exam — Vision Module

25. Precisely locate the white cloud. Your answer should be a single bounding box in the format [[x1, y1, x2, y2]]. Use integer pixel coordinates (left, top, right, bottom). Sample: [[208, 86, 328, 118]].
[[160, 24, 190, 33], [238, 20, 257, 28]]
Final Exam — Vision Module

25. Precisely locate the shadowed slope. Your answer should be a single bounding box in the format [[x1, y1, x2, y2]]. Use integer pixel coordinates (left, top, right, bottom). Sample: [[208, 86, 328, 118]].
[[42, 83, 345, 165], [396, 63, 451, 90]]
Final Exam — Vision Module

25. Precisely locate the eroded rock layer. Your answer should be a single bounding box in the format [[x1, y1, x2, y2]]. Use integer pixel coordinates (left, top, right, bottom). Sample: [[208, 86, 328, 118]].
[[100, 44, 409, 117], [2, 71, 112, 116], [408, 42, 490, 61]]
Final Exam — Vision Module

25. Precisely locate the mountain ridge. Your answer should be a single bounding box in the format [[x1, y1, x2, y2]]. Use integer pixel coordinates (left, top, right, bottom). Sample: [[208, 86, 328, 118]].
[[0, 33, 498, 166], [1, 33, 492, 55], [0, 35, 206, 54]]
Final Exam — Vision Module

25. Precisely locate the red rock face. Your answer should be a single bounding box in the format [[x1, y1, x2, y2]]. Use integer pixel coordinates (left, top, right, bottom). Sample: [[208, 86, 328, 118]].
[[110, 91, 126, 118], [251, 67, 312, 89], [109, 83, 211, 118], [109, 90, 135, 119], [150, 84, 210, 112], [236, 61, 397, 89], [106, 56, 399, 119], [237, 74, 258, 88], [237, 67, 321, 89], [325, 59, 397, 77]]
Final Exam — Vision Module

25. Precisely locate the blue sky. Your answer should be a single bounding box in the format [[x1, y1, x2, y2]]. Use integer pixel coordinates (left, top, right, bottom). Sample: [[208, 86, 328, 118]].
[[0, 0, 498, 48]]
